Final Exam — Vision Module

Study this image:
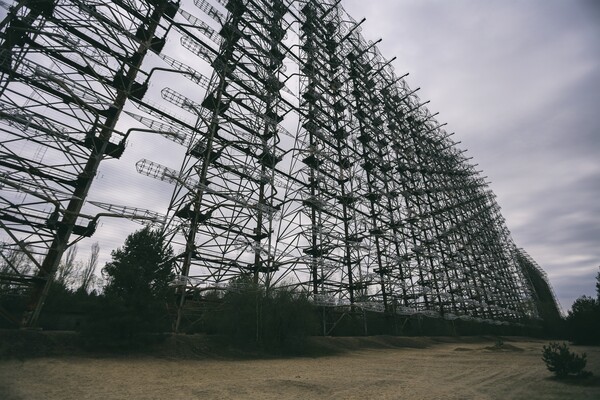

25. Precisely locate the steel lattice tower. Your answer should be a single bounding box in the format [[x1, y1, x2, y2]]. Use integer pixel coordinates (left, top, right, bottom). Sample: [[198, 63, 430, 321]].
[[0, 0, 557, 329], [0, 0, 178, 326]]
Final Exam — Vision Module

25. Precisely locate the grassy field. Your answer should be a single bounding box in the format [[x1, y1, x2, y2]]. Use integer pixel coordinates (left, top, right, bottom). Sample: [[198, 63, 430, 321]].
[[1, 335, 599, 399]]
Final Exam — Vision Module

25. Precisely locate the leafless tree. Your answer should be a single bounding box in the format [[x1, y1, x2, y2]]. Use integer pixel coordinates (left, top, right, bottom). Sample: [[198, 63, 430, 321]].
[[1, 245, 35, 291], [55, 244, 78, 288], [0, 245, 33, 275], [79, 242, 99, 293]]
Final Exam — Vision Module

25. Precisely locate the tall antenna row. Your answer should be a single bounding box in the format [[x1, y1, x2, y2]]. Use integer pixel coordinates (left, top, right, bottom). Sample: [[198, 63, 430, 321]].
[[0, 0, 553, 328]]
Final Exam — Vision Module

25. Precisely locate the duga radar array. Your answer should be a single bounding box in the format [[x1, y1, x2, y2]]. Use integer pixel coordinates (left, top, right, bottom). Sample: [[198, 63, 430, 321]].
[[0, 0, 557, 328]]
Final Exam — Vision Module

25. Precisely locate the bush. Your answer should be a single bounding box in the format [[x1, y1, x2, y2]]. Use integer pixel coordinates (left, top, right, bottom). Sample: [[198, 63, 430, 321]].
[[261, 286, 319, 352], [541, 342, 591, 378], [80, 295, 170, 350], [200, 278, 319, 354]]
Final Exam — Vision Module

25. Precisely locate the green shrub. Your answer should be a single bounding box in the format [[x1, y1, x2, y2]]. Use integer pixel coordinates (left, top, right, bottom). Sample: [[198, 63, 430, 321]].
[[541, 342, 591, 378], [80, 295, 170, 350], [200, 278, 319, 354], [261, 286, 319, 353]]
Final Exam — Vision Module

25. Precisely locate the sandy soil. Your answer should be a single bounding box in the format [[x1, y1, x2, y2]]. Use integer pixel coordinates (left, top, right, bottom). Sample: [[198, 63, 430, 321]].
[[1, 336, 599, 400]]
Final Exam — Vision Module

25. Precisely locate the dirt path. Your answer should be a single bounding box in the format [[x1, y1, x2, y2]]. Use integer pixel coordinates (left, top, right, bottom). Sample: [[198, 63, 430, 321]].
[[1, 337, 599, 399]]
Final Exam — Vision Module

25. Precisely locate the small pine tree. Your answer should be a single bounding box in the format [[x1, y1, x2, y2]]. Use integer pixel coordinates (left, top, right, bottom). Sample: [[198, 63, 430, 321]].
[[542, 342, 590, 378], [81, 227, 174, 350], [103, 228, 173, 300]]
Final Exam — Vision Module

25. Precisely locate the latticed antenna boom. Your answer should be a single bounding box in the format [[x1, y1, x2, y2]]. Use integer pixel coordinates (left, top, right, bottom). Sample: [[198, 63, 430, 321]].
[[0, 0, 557, 330]]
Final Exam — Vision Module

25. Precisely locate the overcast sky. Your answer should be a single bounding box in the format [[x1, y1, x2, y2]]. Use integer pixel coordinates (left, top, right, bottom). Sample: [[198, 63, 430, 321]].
[[2, 1, 598, 312], [342, 0, 600, 311]]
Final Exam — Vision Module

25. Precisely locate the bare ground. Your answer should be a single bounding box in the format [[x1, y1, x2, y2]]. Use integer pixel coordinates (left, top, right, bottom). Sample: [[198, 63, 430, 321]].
[[1, 336, 599, 399]]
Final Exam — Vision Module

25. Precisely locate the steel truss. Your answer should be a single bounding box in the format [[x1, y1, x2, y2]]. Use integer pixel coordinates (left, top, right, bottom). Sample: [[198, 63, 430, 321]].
[[1, 0, 550, 329], [0, 0, 178, 326]]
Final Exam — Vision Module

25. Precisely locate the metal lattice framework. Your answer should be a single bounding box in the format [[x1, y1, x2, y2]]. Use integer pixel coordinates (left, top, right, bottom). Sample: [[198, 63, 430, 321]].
[[0, 0, 554, 329]]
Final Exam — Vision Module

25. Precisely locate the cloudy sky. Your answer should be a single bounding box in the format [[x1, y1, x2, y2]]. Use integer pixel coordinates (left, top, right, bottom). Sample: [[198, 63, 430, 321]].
[[2, 1, 598, 312], [342, 0, 600, 311]]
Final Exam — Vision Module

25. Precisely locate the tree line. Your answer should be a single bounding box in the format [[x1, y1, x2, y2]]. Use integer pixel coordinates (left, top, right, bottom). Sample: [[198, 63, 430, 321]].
[[1, 241, 101, 295], [2, 227, 599, 350]]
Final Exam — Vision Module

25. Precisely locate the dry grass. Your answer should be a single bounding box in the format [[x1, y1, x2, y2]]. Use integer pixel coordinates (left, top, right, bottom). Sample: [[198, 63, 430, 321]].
[[1, 335, 599, 399]]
